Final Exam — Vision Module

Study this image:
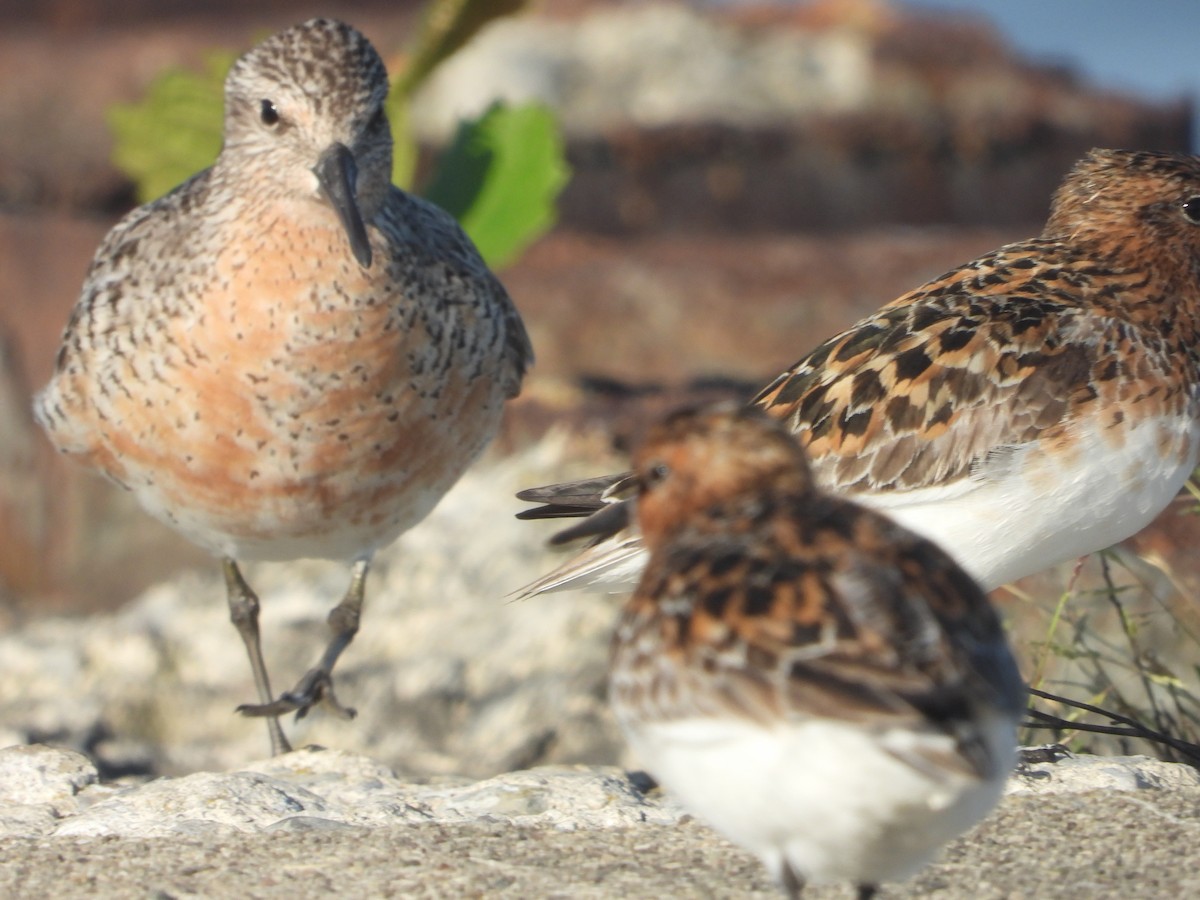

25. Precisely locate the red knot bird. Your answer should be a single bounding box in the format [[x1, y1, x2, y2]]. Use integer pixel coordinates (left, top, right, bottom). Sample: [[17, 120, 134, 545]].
[[517, 149, 1200, 596], [609, 407, 1025, 899], [35, 18, 533, 755]]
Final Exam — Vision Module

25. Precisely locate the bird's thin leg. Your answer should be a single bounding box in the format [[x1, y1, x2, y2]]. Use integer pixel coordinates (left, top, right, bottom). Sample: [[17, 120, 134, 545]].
[[239, 557, 370, 722], [780, 862, 805, 899], [223, 558, 291, 755]]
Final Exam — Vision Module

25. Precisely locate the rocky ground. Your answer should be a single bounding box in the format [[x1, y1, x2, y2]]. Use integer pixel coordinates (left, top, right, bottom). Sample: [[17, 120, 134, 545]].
[[2, 743, 1200, 898]]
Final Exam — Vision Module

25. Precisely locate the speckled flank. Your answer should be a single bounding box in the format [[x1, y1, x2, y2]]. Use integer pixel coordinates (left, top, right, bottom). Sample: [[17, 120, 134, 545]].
[[34, 18, 532, 563], [518, 148, 1200, 595]]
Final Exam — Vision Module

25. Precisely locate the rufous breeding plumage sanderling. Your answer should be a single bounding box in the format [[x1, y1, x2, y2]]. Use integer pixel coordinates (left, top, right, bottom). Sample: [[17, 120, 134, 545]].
[[609, 406, 1025, 898], [35, 18, 532, 755], [518, 149, 1200, 599]]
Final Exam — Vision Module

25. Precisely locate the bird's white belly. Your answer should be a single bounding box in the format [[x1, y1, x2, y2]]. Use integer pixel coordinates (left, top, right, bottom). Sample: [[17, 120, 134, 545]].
[[864, 414, 1199, 589], [623, 714, 1014, 886]]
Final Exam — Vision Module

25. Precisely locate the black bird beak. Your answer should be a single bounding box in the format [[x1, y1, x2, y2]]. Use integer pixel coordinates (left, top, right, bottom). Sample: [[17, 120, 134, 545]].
[[548, 499, 634, 547], [314, 143, 372, 269]]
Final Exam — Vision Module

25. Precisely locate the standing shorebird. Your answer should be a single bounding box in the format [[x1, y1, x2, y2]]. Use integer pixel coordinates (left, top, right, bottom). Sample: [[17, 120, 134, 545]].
[[518, 149, 1200, 596], [35, 19, 532, 755], [610, 407, 1025, 898]]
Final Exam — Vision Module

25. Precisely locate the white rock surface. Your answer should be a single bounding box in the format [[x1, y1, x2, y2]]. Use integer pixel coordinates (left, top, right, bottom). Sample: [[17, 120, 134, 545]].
[[0, 743, 97, 809], [1009, 751, 1200, 795], [0, 744, 100, 836], [0, 745, 681, 838], [0, 743, 1195, 841]]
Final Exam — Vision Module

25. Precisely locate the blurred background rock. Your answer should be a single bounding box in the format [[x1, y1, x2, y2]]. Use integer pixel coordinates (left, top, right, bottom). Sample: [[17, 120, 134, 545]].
[[1, 0, 1198, 777]]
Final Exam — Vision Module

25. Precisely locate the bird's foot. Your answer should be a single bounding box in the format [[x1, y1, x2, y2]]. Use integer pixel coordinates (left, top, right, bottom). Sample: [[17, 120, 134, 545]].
[[1015, 743, 1073, 776], [237, 668, 357, 722]]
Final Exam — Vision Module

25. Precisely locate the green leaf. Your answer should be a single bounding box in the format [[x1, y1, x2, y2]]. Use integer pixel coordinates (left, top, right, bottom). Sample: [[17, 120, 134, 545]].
[[107, 51, 232, 203], [422, 102, 570, 269]]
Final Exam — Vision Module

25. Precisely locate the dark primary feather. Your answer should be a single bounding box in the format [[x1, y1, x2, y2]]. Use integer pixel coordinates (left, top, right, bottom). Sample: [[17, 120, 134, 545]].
[[546, 499, 633, 547], [515, 472, 633, 519]]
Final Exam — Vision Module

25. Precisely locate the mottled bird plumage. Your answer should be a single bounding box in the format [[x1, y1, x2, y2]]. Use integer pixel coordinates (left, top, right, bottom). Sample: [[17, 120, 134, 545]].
[[35, 18, 532, 752], [610, 408, 1023, 896], [519, 149, 1200, 594], [37, 18, 531, 562]]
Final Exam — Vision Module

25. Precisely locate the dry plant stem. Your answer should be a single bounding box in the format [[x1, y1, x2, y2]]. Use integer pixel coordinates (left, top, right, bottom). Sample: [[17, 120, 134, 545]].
[[1099, 554, 1169, 732], [1029, 586, 1075, 691], [1025, 686, 1200, 766]]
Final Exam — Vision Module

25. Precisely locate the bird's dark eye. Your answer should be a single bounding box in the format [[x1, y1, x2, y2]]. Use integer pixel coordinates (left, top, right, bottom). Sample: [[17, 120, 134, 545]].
[[368, 107, 387, 131], [260, 99, 280, 127], [642, 462, 670, 489], [1183, 196, 1200, 224]]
